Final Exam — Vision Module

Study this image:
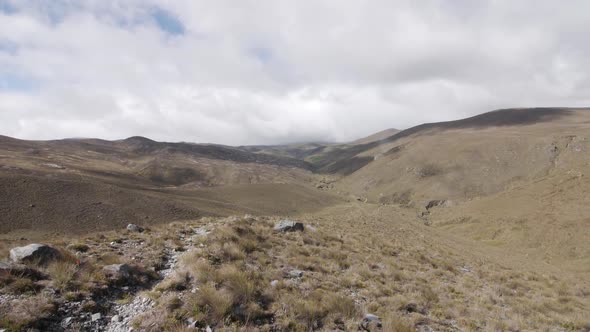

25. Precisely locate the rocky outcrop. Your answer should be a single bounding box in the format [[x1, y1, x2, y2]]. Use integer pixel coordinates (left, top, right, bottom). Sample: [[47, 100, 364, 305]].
[[9, 244, 62, 265], [274, 220, 304, 232]]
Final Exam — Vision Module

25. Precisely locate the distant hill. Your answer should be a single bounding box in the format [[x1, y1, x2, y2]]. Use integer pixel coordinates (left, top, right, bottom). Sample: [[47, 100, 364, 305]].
[[349, 128, 399, 145], [0, 136, 340, 234]]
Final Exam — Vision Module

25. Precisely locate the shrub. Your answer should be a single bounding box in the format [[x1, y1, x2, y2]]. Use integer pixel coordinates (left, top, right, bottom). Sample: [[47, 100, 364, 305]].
[[67, 242, 90, 253], [220, 243, 245, 261], [46, 261, 78, 291], [6, 277, 38, 294], [382, 314, 416, 332], [218, 265, 257, 304], [157, 272, 191, 292], [187, 284, 233, 323]]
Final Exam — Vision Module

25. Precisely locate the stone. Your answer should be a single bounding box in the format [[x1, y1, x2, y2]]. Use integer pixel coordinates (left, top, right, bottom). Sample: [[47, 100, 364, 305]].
[[274, 220, 304, 232], [206, 326, 213, 332], [126, 224, 144, 232], [102, 264, 132, 281], [424, 200, 446, 210], [270, 280, 279, 287], [9, 244, 62, 265], [91, 313, 102, 321], [62, 317, 73, 326], [285, 269, 304, 278], [193, 227, 210, 236], [360, 313, 382, 331], [111, 315, 121, 323]]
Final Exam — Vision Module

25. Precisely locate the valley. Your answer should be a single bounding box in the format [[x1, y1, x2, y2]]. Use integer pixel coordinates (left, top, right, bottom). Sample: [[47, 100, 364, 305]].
[[1, 108, 589, 331]]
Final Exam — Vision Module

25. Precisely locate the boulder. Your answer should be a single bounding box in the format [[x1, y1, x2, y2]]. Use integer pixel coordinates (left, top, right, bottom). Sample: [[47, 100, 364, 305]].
[[285, 269, 304, 278], [274, 220, 304, 232], [126, 224, 144, 232], [360, 314, 382, 331], [102, 264, 132, 282], [9, 244, 62, 265]]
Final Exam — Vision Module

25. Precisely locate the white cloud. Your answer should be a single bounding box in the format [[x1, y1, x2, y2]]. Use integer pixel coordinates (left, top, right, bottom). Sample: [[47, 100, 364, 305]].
[[0, 0, 589, 145]]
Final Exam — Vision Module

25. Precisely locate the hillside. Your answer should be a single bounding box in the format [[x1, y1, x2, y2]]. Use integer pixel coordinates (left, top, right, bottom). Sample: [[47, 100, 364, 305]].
[[325, 108, 590, 277], [349, 128, 400, 145], [0, 136, 340, 235], [1, 107, 590, 331]]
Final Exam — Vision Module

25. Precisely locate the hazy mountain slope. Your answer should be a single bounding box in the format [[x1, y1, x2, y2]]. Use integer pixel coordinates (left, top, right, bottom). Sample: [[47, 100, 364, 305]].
[[239, 128, 399, 171], [349, 128, 399, 145]]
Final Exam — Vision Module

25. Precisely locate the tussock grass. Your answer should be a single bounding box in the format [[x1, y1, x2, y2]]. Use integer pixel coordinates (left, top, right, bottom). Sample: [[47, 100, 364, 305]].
[[2, 211, 588, 331], [46, 261, 78, 291]]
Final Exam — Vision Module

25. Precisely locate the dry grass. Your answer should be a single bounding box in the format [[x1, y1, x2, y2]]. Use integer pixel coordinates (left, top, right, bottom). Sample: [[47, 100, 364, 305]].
[[0, 295, 55, 331], [46, 261, 78, 291], [2, 206, 588, 331]]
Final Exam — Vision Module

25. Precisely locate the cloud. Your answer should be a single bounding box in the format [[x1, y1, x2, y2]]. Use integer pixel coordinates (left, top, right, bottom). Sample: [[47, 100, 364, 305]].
[[0, 0, 589, 145]]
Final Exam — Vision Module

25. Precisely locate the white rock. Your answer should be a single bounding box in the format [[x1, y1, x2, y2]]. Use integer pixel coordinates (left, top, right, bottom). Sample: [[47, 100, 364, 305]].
[[274, 220, 304, 232], [9, 244, 61, 265], [62, 317, 73, 326], [126, 224, 144, 232], [286, 269, 304, 278], [91, 313, 102, 321]]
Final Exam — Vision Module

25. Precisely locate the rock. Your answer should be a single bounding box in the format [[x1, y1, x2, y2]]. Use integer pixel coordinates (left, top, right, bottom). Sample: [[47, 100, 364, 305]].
[[62, 317, 73, 327], [206, 326, 213, 332], [111, 315, 121, 323], [285, 269, 304, 278], [360, 314, 382, 331], [193, 227, 210, 237], [187, 317, 198, 328], [102, 264, 132, 281], [9, 244, 62, 265], [460, 266, 471, 273], [126, 224, 144, 232], [425, 200, 446, 210], [270, 280, 279, 287], [91, 313, 102, 321], [274, 220, 304, 232]]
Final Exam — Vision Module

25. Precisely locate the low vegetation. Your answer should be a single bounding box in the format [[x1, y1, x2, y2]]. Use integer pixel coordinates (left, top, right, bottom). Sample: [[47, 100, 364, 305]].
[[1, 211, 589, 331]]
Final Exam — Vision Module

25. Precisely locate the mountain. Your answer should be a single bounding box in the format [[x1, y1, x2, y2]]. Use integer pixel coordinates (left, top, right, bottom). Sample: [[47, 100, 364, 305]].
[[349, 128, 400, 145], [1, 107, 590, 331]]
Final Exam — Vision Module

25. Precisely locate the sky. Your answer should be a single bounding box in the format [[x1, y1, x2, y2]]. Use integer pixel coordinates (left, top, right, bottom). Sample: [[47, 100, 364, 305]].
[[0, 1, 589, 145]]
